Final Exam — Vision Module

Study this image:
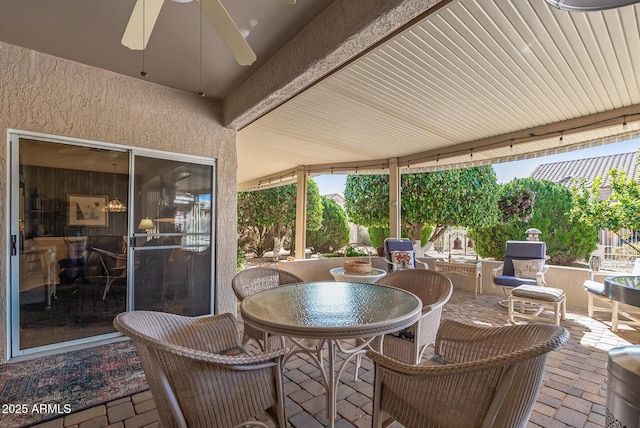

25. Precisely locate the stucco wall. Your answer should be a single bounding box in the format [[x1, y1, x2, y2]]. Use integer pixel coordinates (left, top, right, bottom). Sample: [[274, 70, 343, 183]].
[[281, 256, 640, 316], [0, 42, 238, 362]]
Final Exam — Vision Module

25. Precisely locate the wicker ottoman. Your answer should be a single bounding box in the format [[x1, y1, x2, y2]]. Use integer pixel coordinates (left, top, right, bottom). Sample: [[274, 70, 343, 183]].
[[508, 285, 566, 325]]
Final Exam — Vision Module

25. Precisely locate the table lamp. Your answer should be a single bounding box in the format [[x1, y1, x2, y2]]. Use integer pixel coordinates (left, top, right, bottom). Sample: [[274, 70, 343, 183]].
[[138, 218, 155, 233]]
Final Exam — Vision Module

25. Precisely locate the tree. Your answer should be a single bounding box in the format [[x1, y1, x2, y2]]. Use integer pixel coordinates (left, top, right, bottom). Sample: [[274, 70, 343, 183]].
[[344, 166, 499, 253], [474, 178, 597, 265], [307, 197, 350, 253], [238, 179, 323, 260], [570, 153, 640, 252]]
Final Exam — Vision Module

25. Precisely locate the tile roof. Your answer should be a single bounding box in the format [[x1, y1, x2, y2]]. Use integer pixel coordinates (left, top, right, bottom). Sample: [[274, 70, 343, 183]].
[[530, 151, 639, 188]]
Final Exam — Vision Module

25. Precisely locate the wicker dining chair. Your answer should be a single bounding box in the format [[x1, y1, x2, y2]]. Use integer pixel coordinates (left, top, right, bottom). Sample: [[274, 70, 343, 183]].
[[372, 269, 453, 364], [367, 319, 569, 428], [232, 267, 304, 350], [113, 311, 287, 428]]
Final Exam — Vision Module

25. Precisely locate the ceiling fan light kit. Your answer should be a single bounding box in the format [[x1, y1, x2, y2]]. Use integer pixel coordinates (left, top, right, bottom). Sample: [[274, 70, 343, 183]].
[[544, 0, 640, 11]]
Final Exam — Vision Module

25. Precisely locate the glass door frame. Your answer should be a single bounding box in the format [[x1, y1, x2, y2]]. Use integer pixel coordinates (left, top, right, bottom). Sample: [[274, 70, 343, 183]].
[[8, 130, 216, 359]]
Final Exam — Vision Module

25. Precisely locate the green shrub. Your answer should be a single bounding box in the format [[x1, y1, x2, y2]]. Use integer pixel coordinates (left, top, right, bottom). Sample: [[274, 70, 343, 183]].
[[307, 197, 350, 253], [473, 178, 597, 265]]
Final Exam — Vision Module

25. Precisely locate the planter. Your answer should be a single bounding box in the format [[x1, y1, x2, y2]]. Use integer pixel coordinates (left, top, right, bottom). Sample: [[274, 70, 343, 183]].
[[343, 243, 372, 273]]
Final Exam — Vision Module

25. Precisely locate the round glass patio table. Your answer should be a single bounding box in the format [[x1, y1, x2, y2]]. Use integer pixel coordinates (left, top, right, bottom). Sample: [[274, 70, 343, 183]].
[[240, 281, 422, 428], [604, 276, 640, 307]]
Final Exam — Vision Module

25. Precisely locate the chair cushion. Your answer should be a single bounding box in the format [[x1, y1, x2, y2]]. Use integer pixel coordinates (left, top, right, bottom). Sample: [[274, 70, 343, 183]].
[[65, 239, 86, 259], [511, 285, 565, 302], [388, 327, 415, 342], [216, 345, 250, 356], [391, 251, 414, 269], [419, 353, 451, 366], [512, 259, 545, 279], [584, 280, 605, 296], [494, 275, 537, 287]]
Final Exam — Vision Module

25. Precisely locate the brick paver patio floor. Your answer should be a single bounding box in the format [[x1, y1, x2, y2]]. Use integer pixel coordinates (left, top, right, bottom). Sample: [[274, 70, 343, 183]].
[[31, 289, 640, 428]]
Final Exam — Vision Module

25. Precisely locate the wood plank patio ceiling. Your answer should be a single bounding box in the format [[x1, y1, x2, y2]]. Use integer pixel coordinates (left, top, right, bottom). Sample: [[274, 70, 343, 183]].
[[237, 0, 640, 190]]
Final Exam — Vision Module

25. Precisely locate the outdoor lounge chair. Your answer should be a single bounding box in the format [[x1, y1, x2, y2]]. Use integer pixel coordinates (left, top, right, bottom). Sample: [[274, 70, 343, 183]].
[[383, 238, 428, 272], [367, 319, 569, 428], [492, 240, 548, 306], [584, 257, 640, 332], [373, 269, 453, 364], [114, 311, 287, 428]]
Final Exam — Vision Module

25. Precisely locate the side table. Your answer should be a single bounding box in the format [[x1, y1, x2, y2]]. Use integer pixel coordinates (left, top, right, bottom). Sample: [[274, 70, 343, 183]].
[[329, 267, 386, 284], [434, 260, 482, 298]]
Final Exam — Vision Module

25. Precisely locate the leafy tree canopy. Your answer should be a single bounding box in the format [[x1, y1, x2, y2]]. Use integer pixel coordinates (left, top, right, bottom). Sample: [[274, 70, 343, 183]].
[[344, 166, 499, 248], [570, 152, 640, 251], [474, 178, 597, 265], [238, 179, 323, 259]]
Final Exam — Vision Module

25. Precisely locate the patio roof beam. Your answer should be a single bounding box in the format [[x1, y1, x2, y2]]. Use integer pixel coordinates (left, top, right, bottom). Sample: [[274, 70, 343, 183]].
[[224, 0, 452, 130], [397, 104, 640, 168], [238, 104, 640, 192]]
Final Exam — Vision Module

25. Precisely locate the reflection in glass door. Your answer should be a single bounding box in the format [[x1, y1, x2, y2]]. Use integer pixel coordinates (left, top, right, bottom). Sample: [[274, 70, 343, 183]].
[[12, 138, 129, 353], [131, 155, 214, 315]]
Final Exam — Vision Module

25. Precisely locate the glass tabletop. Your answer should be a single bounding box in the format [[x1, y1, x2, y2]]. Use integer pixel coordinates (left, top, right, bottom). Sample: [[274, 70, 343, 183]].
[[604, 275, 640, 307], [240, 281, 422, 339]]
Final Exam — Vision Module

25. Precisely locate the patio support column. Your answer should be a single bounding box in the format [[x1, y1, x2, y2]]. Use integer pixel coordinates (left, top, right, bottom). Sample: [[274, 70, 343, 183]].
[[389, 158, 401, 239], [295, 167, 307, 259]]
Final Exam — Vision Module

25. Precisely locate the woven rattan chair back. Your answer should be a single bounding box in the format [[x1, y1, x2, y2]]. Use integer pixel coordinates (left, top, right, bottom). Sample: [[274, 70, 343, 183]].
[[114, 311, 286, 428], [373, 269, 453, 364], [232, 267, 303, 350], [368, 320, 569, 428], [232, 267, 303, 301]]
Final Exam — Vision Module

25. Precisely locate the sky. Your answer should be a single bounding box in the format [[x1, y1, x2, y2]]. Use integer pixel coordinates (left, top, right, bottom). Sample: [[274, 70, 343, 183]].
[[313, 138, 640, 195]]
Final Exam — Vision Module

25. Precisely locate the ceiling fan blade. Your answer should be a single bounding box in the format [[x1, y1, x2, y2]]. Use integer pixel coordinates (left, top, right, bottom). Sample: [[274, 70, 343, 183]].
[[121, 0, 165, 50], [197, 0, 257, 66], [280, 0, 296, 4]]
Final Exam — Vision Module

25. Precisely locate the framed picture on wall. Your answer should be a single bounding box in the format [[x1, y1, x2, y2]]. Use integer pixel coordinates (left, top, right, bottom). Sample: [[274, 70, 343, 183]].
[[68, 194, 108, 227]]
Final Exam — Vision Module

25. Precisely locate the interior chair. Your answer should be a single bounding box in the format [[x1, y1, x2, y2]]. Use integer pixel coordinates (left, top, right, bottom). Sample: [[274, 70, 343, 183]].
[[383, 238, 428, 272], [81, 235, 127, 300], [492, 240, 548, 306], [584, 257, 640, 332], [372, 269, 452, 364], [114, 311, 286, 428], [367, 319, 569, 428], [232, 267, 304, 350]]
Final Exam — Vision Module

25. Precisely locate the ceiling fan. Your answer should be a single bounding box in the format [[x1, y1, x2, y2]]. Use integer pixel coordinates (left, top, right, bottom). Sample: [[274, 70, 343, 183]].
[[121, 0, 296, 66]]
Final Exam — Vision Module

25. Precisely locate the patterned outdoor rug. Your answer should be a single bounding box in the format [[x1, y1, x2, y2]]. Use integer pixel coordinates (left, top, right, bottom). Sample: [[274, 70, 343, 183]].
[[0, 339, 148, 427]]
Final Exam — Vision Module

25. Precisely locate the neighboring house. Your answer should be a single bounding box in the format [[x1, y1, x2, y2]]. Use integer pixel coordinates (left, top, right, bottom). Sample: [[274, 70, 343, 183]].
[[324, 193, 345, 209], [530, 151, 638, 199], [530, 151, 639, 259]]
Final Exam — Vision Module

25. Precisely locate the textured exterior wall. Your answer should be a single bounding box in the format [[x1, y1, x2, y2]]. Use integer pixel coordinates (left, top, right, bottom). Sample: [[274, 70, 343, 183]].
[[0, 42, 238, 362]]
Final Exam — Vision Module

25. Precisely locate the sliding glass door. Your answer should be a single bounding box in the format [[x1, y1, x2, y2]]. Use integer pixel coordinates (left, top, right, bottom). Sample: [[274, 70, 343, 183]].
[[130, 155, 214, 315], [9, 134, 215, 356]]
